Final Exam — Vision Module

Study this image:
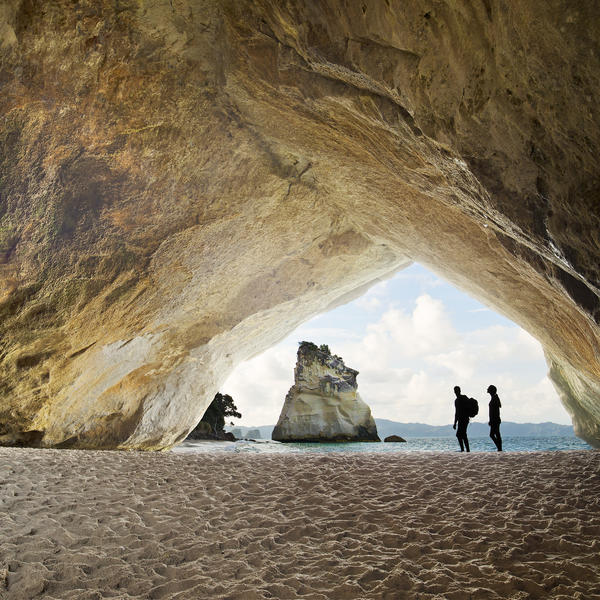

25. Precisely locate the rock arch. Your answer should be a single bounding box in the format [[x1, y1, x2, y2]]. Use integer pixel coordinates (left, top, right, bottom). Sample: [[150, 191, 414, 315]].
[[0, 0, 599, 448]]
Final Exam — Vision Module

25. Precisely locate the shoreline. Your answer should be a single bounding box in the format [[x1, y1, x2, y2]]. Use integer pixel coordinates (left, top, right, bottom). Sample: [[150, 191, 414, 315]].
[[2, 448, 599, 599], [175, 435, 591, 454]]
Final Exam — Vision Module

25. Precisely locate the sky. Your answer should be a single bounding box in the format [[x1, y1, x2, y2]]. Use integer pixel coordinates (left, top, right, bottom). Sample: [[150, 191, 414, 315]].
[[222, 263, 571, 428]]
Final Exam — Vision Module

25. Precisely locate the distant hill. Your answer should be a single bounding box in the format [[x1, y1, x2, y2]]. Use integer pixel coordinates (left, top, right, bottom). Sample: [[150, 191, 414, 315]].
[[225, 425, 274, 440], [226, 419, 575, 440], [374, 419, 575, 439]]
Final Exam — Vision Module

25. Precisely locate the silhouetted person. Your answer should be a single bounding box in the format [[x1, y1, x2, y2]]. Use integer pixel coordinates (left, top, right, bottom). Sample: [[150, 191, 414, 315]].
[[487, 384, 502, 451], [452, 385, 471, 452]]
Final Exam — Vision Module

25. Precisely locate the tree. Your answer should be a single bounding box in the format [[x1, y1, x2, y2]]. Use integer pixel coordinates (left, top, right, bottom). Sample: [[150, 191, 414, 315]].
[[299, 340, 318, 352], [200, 392, 241, 437]]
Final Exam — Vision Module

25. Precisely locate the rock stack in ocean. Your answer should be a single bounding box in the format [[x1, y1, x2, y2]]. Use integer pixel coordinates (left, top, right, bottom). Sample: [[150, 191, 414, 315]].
[[272, 343, 379, 442]]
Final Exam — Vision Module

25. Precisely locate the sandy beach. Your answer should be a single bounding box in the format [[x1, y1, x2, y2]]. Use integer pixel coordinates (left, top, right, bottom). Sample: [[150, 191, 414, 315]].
[[1, 448, 599, 600]]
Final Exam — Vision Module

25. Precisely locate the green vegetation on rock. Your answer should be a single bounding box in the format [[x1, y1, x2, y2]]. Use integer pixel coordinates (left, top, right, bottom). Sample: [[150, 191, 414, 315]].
[[188, 393, 242, 440]]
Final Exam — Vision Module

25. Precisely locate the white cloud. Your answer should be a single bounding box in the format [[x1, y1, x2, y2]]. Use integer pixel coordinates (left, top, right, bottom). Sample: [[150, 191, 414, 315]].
[[292, 326, 361, 343], [221, 345, 296, 426], [353, 279, 389, 312], [503, 376, 569, 423], [427, 348, 475, 381], [345, 295, 458, 372], [394, 270, 444, 289], [354, 294, 383, 312]]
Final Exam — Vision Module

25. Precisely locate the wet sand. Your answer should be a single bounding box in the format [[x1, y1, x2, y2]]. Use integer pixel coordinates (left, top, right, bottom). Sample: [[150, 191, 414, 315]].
[[1, 448, 599, 599]]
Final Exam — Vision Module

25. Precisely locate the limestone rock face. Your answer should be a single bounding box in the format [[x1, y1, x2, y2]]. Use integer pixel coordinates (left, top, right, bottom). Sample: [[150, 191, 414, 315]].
[[0, 1, 600, 448], [272, 343, 379, 442]]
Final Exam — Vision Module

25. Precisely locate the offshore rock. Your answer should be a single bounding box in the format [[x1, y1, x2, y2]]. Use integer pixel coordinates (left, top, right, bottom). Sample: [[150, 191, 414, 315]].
[[0, 2, 600, 449], [272, 343, 379, 442], [384, 435, 407, 443]]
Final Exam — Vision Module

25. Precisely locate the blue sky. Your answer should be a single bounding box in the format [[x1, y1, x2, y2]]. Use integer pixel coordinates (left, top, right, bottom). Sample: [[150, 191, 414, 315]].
[[223, 264, 570, 427]]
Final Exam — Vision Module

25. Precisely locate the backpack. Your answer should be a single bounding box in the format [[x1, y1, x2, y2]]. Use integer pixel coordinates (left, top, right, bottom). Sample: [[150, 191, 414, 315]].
[[468, 397, 479, 418]]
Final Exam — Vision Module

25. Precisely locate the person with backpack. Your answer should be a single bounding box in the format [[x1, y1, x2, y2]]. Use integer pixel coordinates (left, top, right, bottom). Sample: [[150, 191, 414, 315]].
[[452, 385, 475, 452], [487, 384, 502, 451]]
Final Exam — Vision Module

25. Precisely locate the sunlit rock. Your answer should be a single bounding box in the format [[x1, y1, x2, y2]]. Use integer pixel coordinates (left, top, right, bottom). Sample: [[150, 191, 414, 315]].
[[272, 342, 379, 442], [0, 1, 599, 448]]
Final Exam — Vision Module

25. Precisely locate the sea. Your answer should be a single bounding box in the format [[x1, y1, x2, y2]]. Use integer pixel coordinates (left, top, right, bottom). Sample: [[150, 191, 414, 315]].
[[174, 436, 593, 454]]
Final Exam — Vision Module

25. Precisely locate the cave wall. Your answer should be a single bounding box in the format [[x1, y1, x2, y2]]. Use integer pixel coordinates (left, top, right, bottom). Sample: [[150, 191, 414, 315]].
[[0, 0, 599, 448]]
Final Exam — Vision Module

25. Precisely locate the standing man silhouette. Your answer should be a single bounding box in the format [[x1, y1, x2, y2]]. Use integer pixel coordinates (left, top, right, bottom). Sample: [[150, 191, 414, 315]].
[[487, 384, 502, 451], [452, 386, 471, 452]]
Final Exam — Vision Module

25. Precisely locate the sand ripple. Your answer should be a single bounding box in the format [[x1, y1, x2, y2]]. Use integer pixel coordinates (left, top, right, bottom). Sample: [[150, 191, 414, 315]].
[[1, 449, 599, 599]]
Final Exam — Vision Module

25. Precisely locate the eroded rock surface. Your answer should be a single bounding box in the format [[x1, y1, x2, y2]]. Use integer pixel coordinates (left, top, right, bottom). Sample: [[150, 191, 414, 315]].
[[0, 1, 599, 448], [272, 342, 379, 442]]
